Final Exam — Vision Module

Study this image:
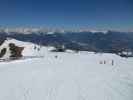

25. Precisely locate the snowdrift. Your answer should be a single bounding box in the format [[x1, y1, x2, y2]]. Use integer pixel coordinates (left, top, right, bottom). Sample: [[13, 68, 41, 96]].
[[0, 38, 53, 59]]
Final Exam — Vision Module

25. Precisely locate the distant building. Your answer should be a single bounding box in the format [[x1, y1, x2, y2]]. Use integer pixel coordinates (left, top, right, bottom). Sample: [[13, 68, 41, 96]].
[[118, 50, 133, 57]]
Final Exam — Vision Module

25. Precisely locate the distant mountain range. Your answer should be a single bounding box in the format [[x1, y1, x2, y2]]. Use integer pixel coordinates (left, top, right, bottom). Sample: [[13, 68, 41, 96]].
[[0, 29, 133, 57]]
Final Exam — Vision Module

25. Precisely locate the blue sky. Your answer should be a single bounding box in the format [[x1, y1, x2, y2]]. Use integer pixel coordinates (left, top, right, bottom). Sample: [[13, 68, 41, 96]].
[[0, 0, 133, 31]]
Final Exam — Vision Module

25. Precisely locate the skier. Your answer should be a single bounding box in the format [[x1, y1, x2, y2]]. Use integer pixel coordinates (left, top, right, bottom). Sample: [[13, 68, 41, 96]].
[[111, 60, 114, 66], [55, 55, 58, 58], [103, 60, 106, 64]]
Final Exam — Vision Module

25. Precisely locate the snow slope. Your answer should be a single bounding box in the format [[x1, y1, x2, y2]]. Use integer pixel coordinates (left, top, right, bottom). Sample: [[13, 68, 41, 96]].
[[0, 39, 133, 100], [0, 38, 55, 59]]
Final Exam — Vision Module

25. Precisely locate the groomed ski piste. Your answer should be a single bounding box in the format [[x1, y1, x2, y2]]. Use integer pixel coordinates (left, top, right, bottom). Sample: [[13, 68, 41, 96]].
[[0, 39, 133, 100]]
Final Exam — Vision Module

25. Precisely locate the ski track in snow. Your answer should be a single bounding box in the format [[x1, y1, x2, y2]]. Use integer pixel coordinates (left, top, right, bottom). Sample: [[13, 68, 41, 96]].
[[0, 39, 133, 100]]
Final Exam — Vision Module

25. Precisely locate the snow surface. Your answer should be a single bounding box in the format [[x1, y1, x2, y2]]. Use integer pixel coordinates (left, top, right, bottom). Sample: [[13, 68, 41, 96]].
[[0, 39, 133, 100]]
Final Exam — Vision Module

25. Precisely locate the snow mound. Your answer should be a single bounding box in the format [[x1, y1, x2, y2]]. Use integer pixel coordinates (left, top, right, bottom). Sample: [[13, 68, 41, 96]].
[[0, 38, 75, 60], [0, 38, 50, 59]]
